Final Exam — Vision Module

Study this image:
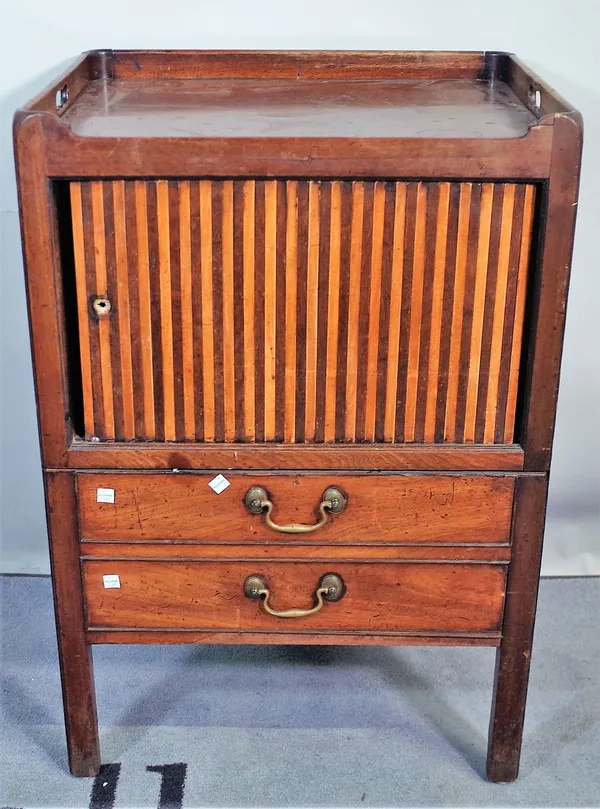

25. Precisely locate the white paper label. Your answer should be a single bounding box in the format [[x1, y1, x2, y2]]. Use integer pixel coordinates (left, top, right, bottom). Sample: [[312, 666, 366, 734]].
[[96, 488, 115, 504], [103, 574, 121, 589], [208, 474, 231, 494]]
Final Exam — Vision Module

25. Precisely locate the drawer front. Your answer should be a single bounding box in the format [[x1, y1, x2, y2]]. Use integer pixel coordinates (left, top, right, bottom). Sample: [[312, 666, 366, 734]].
[[77, 473, 514, 544], [82, 560, 506, 634], [68, 179, 534, 447]]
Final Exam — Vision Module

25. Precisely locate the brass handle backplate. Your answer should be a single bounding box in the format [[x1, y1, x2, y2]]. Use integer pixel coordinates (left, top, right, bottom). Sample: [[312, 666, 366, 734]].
[[244, 486, 346, 534], [243, 573, 345, 618]]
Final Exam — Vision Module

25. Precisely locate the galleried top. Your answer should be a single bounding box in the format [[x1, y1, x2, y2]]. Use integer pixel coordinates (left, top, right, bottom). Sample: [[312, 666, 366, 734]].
[[61, 75, 536, 140], [19, 49, 572, 142]]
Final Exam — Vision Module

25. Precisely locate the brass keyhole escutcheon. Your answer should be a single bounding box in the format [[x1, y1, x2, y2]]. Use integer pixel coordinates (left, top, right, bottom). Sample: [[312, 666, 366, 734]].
[[92, 296, 112, 318]]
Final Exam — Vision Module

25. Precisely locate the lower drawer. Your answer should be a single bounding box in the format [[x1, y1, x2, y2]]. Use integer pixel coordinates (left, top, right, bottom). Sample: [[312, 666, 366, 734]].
[[82, 560, 506, 635]]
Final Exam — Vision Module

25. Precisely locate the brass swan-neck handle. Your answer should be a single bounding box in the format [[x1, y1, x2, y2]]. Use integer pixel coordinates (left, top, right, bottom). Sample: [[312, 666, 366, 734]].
[[244, 486, 346, 534], [243, 573, 345, 618]]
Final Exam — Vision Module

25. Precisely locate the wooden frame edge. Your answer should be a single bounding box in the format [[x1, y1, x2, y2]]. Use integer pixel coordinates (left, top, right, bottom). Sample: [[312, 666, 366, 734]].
[[64, 441, 525, 471], [521, 112, 583, 470], [97, 49, 489, 81], [87, 628, 501, 646], [39, 116, 554, 179], [14, 114, 72, 468], [487, 473, 549, 781], [45, 471, 100, 776]]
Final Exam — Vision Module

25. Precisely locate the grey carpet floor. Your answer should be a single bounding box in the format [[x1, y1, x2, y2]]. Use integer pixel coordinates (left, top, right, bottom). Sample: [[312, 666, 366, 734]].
[[0, 575, 598, 808]]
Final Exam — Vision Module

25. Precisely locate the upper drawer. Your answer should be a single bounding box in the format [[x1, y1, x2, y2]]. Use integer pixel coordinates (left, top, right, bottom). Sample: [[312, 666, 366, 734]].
[[67, 179, 535, 446], [77, 472, 514, 544]]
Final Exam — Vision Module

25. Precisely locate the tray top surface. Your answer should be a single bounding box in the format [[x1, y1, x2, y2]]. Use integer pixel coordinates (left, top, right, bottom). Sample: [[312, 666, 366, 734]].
[[61, 76, 537, 139]]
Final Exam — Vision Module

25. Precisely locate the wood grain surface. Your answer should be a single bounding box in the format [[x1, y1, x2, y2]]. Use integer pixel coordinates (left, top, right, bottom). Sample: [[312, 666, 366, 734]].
[[80, 541, 511, 563], [83, 559, 506, 633], [69, 179, 535, 445], [77, 472, 514, 544], [66, 441, 525, 471], [108, 50, 487, 81], [45, 473, 101, 776], [488, 474, 549, 781], [87, 628, 501, 646]]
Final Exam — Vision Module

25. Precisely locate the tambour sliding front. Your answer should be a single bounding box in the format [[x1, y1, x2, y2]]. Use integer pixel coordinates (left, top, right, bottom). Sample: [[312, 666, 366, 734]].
[[14, 49, 582, 783], [69, 179, 533, 446]]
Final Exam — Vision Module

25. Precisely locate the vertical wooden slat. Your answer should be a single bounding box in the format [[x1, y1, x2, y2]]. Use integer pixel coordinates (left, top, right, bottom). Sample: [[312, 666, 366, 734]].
[[344, 182, 365, 440], [178, 181, 195, 440], [464, 183, 494, 442], [413, 183, 439, 443], [221, 180, 236, 441], [199, 180, 215, 442], [70, 183, 95, 438], [404, 182, 428, 442], [383, 184, 406, 442], [190, 182, 205, 441], [274, 181, 287, 442], [211, 184, 225, 442], [484, 185, 516, 443], [253, 182, 266, 442], [474, 186, 504, 443], [80, 185, 105, 437], [394, 182, 418, 442], [504, 184, 535, 443], [453, 184, 481, 444], [284, 181, 298, 442], [123, 182, 144, 438], [101, 184, 123, 440], [424, 183, 451, 442], [156, 181, 175, 441], [294, 183, 309, 442], [134, 181, 155, 439], [112, 181, 135, 440], [374, 184, 397, 441], [232, 184, 246, 440], [334, 183, 352, 441], [434, 183, 461, 443], [354, 180, 375, 442], [364, 182, 386, 440], [315, 184, 332, 443], [264, 181, 277, 440], [355, 183, 374, 441], [90, 181, 115, 439], [146, 183, 164, 441], [444, 183, 472, 441], [167, 182, 184, 442], [304, 182, 320, 442], [243, 180, 256, 441], [324, 182, 342, 442]]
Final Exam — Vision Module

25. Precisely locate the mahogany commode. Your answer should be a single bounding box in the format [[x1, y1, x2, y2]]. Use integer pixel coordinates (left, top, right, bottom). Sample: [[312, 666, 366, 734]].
[[14, 49, 582, 783]]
